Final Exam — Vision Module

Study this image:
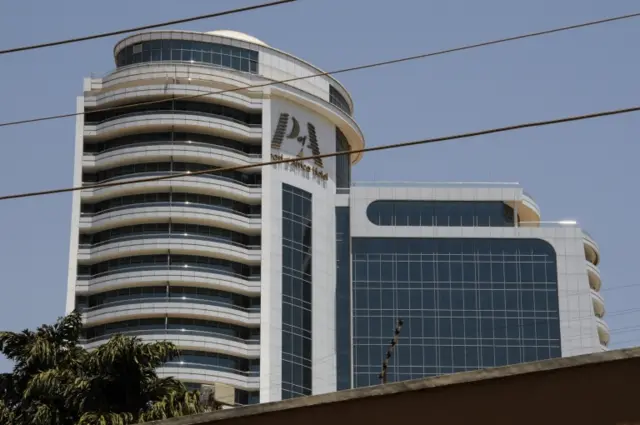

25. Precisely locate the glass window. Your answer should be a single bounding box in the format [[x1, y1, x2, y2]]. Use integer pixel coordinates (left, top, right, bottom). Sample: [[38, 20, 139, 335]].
[[84, 100, 262, 127], [367, 201, 517, 227], [116, 40, 259, 74], [349, 237, 560, 388], [281, 184, 313, 399], [329, 85, 352, 115]]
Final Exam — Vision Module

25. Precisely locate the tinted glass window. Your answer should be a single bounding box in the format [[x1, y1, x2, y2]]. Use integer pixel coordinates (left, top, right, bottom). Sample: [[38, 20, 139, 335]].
[[85, 100, 261, 127], [80, 192, 261, 216], [335, 207, 351, 390], [82, 161, 261, 186], [83, 318, 260, 342], [329, 85, 352, 115], [78, 285, 260, 310], [116, 40, 259, 74], [84, 132, 261, 155], [335, 128, 351, 189], [76, 254, 260, 279], [78, 223, 260, 247], [281, 184, 313, 399], [367, 201, 517, 227], [350, 238, 560, 388]]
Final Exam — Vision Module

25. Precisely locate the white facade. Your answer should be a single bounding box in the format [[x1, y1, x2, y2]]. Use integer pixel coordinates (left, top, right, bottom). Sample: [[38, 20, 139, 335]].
[[345, 182, 608, 356], [65, 30, 364, 404]]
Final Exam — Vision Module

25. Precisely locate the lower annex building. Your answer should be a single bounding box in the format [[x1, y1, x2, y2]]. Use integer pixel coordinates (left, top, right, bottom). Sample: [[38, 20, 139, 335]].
[[64, 29, 607, 405]]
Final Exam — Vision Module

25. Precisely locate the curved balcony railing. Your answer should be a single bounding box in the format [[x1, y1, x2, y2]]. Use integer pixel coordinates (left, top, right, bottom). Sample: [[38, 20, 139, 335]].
[[590, 289, 606, 318], [78, 232, 260, 252], [80, 201, 260, 220], [84, 140, 262, 159], [83, 171, 261, 189], [81, 328, 260, 346], [77, 264, 260, 283], [586, 261, 602, 292], [85, 110, 261, 129], [164, 361, 259, 377], [582, 229, 600, 266], [596, 317, 610, 346], [79, 296, 260, 314]]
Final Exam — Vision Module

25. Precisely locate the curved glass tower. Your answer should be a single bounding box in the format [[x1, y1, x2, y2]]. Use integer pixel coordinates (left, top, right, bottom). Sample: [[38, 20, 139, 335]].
[[65, 29, 365, 404]]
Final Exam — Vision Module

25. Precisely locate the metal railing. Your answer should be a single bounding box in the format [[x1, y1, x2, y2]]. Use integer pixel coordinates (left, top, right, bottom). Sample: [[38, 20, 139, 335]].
[[81, 328, 260, 346], [80, 296, 260, 314], [85, 140, 262, 158], [83, 171, 262, 188], [76, 265, 261, 282], [80, 201, 261, 219], [85, 110, 261, 128], [78, 232, 261, 251]]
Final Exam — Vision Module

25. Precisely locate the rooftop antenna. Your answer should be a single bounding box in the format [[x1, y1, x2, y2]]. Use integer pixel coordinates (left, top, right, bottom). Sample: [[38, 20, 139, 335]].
[[379, 319, 404, 384]]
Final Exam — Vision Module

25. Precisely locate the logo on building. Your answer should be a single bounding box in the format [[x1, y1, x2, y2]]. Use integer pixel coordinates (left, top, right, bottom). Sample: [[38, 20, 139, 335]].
[[271, 113, 324, 168]]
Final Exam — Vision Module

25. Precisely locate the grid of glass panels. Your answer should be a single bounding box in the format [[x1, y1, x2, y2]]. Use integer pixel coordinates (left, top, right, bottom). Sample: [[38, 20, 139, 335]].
[[281, 184, 313, 399], [367, 201, 516, 227], [116, 40, 259, 74], [335, 207, 351, 390], [351, 238, 560, 388]]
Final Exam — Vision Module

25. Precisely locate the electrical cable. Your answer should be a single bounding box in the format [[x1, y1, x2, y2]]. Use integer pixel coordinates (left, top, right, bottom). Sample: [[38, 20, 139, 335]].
[[0, 11, 638, 128], [0, 0, 297, 55], [0, 104, 637, 201]]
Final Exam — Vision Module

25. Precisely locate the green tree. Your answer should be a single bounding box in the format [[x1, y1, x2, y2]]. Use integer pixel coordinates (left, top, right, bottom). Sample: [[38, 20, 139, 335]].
[[0, 311, 204, 424]]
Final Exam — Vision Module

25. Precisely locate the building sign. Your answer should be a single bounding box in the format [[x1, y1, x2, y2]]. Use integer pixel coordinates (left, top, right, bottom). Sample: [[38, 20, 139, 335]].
[[270, 113, 328, 181]]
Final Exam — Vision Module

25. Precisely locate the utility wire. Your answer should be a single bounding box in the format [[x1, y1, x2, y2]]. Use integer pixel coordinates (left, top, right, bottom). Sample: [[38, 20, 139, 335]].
[[0, 0, 296, 55], [0, 11, 638, 128], [0, 104, 638, 202]]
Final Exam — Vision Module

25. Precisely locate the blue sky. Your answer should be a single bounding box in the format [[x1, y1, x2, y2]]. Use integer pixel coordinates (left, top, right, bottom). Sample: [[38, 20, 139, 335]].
[[0, 0, 638, 373]]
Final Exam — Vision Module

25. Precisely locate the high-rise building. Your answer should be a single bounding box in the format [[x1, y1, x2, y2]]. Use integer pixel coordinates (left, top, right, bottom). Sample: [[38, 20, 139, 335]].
[[65, 29, 363, 405], [66, 30, 606, 405]]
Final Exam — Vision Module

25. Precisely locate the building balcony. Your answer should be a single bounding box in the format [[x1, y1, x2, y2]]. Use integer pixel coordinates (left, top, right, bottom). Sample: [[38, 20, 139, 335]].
[[80, 173, 261, 204], [157, 365, 259, 392], [82, 328, 260, 359], [586, 261, 602, 292], [591, 289, 606, 318], [82, 299, 260, 327], [82, 141, 262, 172], [79, 203, 261, 235], [583, 230, 600, 266], [83, 111, 262, 143], [77, 234, 261, 266], [85, 82, 261, 113], [75, 267, 260, 297], [596, 317, 610, 347]]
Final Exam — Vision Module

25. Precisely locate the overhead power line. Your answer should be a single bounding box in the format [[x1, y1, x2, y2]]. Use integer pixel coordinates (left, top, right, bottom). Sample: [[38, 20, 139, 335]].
[[0, 0, 296, 55], [0, 104, 637, 202], [0, 11, 638, 128]]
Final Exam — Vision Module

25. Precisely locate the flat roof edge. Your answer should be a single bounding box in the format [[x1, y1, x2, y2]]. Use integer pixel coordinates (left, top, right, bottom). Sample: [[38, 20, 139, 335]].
[[150, 347, 640, 425]]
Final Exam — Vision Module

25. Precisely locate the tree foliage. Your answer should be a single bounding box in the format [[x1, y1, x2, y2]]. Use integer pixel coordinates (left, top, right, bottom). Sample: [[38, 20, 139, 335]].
[[0, 311, 204, 424]]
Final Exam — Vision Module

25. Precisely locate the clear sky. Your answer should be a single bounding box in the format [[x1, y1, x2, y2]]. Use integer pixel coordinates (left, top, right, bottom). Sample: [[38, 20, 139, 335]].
[[0, 0, 638, 373]]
